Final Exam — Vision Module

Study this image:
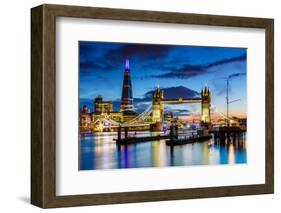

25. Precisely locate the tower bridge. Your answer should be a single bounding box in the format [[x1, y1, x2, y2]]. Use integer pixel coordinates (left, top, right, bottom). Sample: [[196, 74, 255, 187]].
[[151, 85, 211, 125], [162, 98, 202, 104]]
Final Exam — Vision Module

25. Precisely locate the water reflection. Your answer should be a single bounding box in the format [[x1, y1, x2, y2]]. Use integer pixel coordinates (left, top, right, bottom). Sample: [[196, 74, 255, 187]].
[[79, 131, 247, 170]]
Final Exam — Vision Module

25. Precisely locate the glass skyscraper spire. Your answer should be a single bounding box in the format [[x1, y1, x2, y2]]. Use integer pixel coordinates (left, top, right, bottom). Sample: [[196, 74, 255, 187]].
[[120, 59, 134, 112]]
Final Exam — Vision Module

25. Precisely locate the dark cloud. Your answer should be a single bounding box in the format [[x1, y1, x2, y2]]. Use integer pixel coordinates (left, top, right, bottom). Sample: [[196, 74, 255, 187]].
[[80, 43, 172, 75], [79, 42, 97, 55], [104, 44, 172, 62], [134, 86, 199, 113], [144, 86, 200, 99], [80, 61, 116, 72], [134, 86, 200, 105], [150, 53, 247, 79], [207, 53, 246, 68], [79, 42, 119, 74], [228, 72, 246, 79]]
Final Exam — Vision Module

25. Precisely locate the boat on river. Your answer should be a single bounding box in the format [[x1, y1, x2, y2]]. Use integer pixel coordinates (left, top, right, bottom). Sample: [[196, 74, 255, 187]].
[[166, 135, 212, 146]]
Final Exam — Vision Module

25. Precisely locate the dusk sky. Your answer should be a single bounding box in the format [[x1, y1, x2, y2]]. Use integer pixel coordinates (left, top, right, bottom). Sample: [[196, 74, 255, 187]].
[[79, 41, 247, 118]]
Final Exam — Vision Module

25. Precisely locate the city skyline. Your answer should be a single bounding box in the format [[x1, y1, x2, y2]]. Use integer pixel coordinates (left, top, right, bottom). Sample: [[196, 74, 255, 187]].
[[79, 41, 247, 118], [79, 41, 248, 171]]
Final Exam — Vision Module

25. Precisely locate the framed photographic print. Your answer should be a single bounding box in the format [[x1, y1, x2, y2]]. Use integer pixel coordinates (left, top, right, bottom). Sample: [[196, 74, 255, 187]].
[[31, 4, 274, 208]]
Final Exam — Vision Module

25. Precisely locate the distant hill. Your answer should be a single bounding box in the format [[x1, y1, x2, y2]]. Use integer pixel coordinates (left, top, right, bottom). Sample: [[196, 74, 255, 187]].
[[144, 86, 200, 99]]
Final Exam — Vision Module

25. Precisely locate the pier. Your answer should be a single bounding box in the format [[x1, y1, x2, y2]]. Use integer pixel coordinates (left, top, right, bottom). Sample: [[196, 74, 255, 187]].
[[115, 134, 170, 145], [114, 125, 213, 146], [209, 126, 246, 144], [166, 135, 212, 146], [114, 126, 170, 145]]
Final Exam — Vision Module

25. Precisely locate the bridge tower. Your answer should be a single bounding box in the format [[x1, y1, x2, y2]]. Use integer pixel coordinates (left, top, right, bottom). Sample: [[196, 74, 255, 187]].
[[201, 86, 211, 123], [152, 86, 164, 123]]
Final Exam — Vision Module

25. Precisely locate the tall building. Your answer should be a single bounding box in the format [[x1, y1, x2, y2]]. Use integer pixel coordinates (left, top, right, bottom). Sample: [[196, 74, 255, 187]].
[[94, 96, 113, 114], [120, 59, 134, 112]]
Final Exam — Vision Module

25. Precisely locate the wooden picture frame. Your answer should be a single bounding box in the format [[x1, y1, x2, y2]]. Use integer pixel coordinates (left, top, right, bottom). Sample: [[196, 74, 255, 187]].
[[31, 4, 274, 208]]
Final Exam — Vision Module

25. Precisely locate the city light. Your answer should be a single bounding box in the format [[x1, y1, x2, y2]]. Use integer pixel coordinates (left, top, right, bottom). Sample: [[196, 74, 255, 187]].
[[79, 41, 247, 171]]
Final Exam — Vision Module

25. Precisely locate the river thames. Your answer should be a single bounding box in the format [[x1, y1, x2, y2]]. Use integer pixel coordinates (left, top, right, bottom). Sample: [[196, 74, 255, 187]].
[[79, 131, 247, 170]]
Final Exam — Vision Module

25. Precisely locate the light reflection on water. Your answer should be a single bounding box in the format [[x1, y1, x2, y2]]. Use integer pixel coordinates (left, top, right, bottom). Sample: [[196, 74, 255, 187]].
[[79, 131, 247, 170]]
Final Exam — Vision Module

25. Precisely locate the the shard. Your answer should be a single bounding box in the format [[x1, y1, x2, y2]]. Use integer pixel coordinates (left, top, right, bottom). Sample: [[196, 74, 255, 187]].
[[120, 59, 134, 112]]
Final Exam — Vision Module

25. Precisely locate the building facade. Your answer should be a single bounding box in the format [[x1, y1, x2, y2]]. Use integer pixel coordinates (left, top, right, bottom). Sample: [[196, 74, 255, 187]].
[[94, 96, 113, 114]]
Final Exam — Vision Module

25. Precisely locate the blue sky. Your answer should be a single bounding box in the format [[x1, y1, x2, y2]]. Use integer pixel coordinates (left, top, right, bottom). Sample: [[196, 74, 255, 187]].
[[79, 41, 247, 117]]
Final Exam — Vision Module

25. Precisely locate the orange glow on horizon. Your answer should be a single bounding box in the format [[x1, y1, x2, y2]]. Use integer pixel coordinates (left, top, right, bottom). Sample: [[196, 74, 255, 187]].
[[178, 112, 247, 122]]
